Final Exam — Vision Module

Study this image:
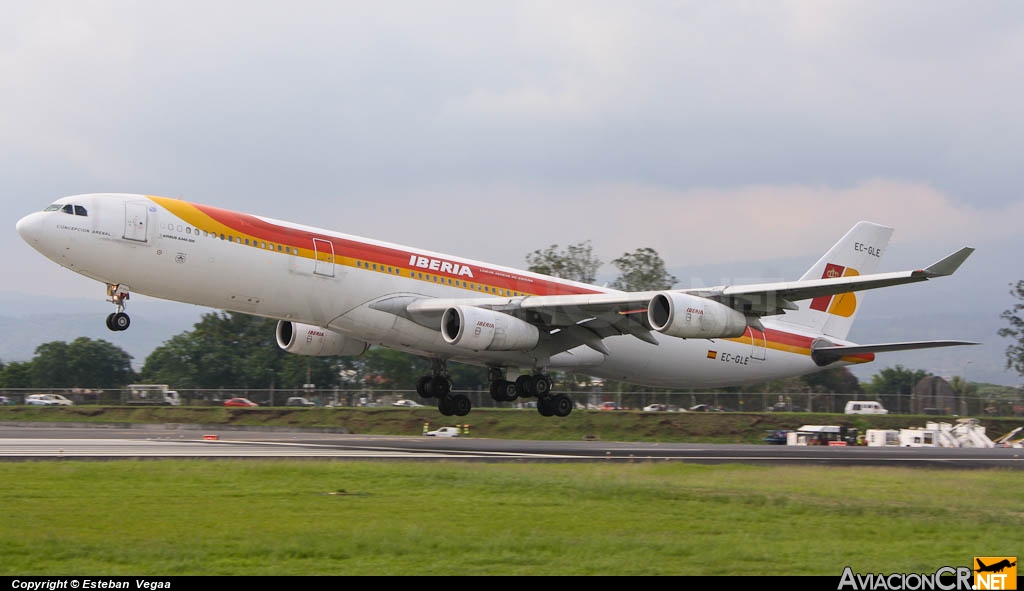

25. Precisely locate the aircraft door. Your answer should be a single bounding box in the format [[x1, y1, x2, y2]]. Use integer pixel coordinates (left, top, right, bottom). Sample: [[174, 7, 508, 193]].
[[749, 327, 767, 361], [123, 202, 149, 242], [313, 238, 335, 277]]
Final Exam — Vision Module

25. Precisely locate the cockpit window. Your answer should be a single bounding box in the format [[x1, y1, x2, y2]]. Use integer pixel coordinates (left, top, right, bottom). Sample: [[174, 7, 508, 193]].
[[50, 203, 88, 216]]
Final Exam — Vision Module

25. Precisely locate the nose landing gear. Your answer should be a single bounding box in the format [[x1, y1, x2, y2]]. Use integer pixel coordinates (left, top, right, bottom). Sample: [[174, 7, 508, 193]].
[[105, 284, 131, 331]]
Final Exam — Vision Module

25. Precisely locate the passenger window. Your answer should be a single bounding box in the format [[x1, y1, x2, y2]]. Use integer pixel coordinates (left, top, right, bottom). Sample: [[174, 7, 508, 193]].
[[186, 227, 192, 234]]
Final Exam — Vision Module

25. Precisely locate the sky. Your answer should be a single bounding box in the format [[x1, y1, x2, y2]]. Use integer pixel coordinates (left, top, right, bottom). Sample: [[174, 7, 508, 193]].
[[2, 1, 1023, 385]]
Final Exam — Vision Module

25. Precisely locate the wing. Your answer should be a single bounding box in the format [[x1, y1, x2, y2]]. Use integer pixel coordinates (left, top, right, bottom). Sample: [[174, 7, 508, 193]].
[[375, 246, 974, 357]]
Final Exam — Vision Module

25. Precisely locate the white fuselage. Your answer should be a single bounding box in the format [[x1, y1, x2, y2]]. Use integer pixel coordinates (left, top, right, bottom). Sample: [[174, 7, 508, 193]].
[[17, 193, 868, 388]]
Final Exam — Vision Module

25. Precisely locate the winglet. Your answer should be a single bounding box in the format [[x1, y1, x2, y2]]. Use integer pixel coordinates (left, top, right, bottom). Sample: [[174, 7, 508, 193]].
[[923, 247, 974, 277]]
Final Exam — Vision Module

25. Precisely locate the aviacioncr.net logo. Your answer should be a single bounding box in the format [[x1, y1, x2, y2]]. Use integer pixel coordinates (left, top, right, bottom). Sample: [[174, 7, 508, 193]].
[[838, 567, 972, 590]]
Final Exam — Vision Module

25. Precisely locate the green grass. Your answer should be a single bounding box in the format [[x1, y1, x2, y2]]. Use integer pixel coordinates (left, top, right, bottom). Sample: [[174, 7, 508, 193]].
[[0, 460, 1020, 575]]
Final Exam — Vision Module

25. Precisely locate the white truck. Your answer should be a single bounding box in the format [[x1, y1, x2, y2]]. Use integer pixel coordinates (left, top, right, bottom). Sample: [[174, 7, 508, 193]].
[[124, 384, 181, 406]]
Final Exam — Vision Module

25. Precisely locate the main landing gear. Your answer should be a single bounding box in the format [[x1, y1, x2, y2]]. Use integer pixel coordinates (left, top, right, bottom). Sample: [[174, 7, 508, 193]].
[[416, 363, 573, 418], [488, 368, 573, 417], [105, 284, 131, 332], [416, 359, 471, 417]]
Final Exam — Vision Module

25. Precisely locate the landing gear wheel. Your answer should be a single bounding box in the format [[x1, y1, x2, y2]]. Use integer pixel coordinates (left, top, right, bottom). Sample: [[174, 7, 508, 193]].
[[108, 312, 130, 331], [489, 380, 519, 402], [552, 394, 573, 417], [501, 381, 519, 401], [416, 375, 434, 398], [452, 394, 472, 417], [438, 394, 456, 416], [531, 374, 551, 396], [515, 375, 532, 397], [537, 396, 555, 417], [430, 376, 452, 397]]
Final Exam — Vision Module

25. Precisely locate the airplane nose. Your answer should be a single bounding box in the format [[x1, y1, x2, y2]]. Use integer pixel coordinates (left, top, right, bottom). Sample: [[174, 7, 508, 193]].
[[16, 212, 43, 243]]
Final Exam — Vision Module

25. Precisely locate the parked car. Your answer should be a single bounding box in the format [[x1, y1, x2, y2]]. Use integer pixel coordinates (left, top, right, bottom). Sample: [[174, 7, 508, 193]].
[[392, 399, 424, 408], [768, 402, 803, 412], [425, 426, 461, 437], [224, 397, 258, 407], [25, 394, 73, 406], [688, 404, 718, 412], [0, 395, 14, 405], [599, 402, 622, 411], [643, 404, 667, 412], [285, 397, 316, 407]]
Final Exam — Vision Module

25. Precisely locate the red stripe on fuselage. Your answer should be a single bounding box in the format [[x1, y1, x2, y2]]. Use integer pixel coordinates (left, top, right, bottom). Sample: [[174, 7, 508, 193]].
[[189, 202, 602, 297]]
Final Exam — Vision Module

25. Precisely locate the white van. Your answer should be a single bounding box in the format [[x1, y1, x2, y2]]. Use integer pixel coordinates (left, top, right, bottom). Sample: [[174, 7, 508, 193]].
[[844, 401, 888, 415]]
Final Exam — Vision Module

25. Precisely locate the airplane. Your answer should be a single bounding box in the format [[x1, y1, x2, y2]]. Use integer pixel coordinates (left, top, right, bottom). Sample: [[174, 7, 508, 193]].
[[976, 558, 1016, 573], [16, 193, 978, 417]]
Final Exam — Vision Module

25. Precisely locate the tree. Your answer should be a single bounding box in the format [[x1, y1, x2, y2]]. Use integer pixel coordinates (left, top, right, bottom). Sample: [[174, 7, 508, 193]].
[[0, 361, 33, 388], [803, 367, 863, 394], [29, 338, 135, 388], [141, 311, 344, 391], [609, 247, 677, 291], [998, 280, 1024, 377], [865, 365, 930, 414], [525, 241, 602, 283]]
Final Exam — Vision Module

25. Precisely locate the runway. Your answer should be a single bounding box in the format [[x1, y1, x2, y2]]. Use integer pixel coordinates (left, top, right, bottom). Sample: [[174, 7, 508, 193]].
[[1, 422, 1022, 468]]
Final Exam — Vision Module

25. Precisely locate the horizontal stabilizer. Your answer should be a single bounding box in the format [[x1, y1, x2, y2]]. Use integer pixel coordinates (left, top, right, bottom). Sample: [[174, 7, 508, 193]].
[[923, 247, 975, 277], [810, 340, 980, 367]]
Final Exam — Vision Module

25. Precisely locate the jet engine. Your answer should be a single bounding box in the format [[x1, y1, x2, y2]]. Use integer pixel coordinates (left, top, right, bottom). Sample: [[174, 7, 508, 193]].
[[647, 292, 748, 339], [441, 306, 540, 351], [276, 321, 370, 356]]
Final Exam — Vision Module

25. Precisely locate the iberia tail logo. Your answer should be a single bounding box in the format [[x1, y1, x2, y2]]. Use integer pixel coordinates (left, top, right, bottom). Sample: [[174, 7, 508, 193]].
[[809, 263, 859, 317], [974, 557, 1017, 590]]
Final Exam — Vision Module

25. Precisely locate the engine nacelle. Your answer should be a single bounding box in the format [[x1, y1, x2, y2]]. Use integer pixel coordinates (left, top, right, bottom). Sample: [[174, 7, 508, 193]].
[[441, 306, 540, 351], [276, 321, 370, 357], [647, 292, 748, 339]]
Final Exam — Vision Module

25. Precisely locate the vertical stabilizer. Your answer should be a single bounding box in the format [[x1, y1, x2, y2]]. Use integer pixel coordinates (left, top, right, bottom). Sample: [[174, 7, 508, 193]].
[[778, 221, 894, 340]]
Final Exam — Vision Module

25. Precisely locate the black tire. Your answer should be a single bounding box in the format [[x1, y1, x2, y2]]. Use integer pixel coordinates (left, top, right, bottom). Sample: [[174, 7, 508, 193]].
[[112, 312, 130, 331], [452, 394, 471, 416], [431, 376, 452, 397], [537, 396, 555, 417], [553, 394, 573, 417], [515, 375, 532, 397], [105, 313, 116, 331], [416, 376, 433, 398], [437, 395, 455, 416], [502, 381, 519, 401], [531, 375, 551, 396]]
